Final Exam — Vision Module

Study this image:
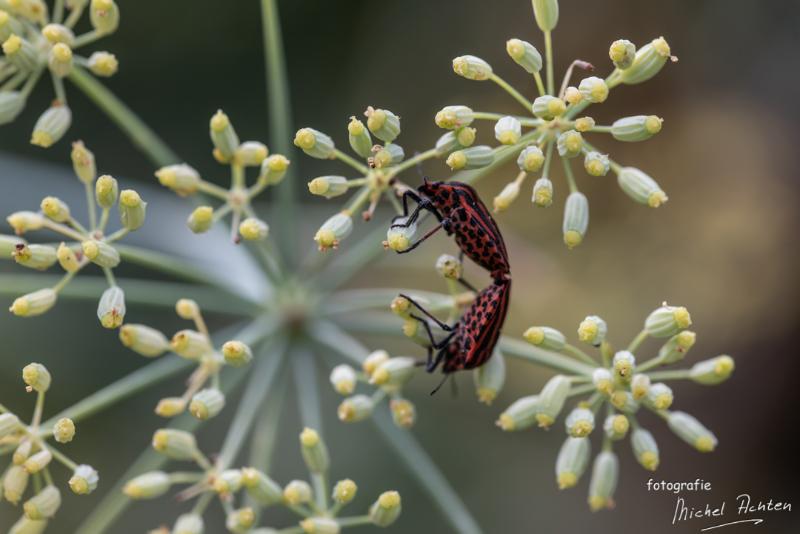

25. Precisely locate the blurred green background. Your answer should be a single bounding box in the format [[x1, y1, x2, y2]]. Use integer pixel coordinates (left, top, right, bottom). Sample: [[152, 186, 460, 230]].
[[2, 0, 799, 532]]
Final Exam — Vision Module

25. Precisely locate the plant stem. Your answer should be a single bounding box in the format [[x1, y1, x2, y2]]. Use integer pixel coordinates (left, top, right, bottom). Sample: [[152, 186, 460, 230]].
[[644, 369, 691, 381], [332, 148, 370, 175], [545, 31, 554, 95], [627, 329, 649, 353], [563, 343, 598, 366], [499, 337, 597, 376], [490, 73, 534, 112], [260, 0, 297, 263], [561, 155, 578, 193], [216, 340, 287, 470], [388, 147, 438, 177], [85, 182, 97, 230], [68, 66, 180, 167], [457, 129, 540, 185], [114, 243, 238, 290]]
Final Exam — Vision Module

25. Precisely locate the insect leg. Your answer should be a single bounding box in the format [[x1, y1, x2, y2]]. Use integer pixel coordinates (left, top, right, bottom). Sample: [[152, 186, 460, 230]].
[[454, 250, 479, 292], [399, 294, 454, 331], [394, 222, 445, 255]]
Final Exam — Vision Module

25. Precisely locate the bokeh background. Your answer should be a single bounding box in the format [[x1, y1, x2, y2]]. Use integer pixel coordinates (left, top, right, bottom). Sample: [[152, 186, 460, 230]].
[[2, 1, 799, 532]]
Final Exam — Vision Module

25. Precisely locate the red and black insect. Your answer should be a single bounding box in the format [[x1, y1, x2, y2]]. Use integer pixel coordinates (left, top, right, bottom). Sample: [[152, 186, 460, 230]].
[[391, 178, 512, 385], [401, 279, 511, 375], [391, 179, 511, 283]]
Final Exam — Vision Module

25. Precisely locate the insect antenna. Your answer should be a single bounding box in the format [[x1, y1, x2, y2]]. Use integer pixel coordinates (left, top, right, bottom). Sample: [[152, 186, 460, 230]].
[[429, 372, 451, 396]]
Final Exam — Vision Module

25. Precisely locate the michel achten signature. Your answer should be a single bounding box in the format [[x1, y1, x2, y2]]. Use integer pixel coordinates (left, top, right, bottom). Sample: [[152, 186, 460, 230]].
[[673, 493, 792, 531]]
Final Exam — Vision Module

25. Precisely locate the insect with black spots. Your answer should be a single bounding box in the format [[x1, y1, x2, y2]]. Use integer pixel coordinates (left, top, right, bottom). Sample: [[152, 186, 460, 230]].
[[390, 179, 511, 386]]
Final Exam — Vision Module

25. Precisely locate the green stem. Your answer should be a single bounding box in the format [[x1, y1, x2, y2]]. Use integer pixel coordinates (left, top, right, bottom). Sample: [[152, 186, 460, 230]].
[[545, 31, 554, 95], [533, 71, 546, 96], [644, 369, 691, 381], [216, 340, 287, 470], [68, 66, 180, 167], [260, 0, 297, 263], [457, 129, 540, 185], [561, 155, 578, 193], [336, 516, 372, 528], [292, 348, 323, 432], [499, 337, 598, 376], [388, 147, 439, 177], [85, 182, 97, 230], [246, 369, 287, 474], [563, 343, 598, 366], [627, 329, 649, 353], [332, 148, 371, 175], [47, 445, 78, 471], [72, 29, 101, 48], [489, 73, 533, 112]]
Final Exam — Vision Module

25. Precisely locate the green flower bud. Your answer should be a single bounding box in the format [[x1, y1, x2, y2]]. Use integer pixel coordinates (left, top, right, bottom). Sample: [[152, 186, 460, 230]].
[[23, 486, 61, 520], [53, 417, 75, 443], [235, 141, 268, 167], [583, 152, 609, 177], [22, 363, 51, 392], [123, 471, 171, 499], [300, 427, 330, 473], [172, 513, 204, 534], [517, 145, 544, 172], [577, 315, 607, 347], [82, 239, 120, 268], [12, 244, 57, 270], [87, 51, 118, 76], [532, 95, 566, 120], [13, 440, 32, 465], [556, 129, 583, 158], [365, 107, 400, 143], [603, 414, 629, 441], [592, 368, 614, 395], [620, 37, 673, 85], [241, 467, 283, 505], [337, 394, 373, 423], [221, 340, 252, 367], [225, 507, 255, 534], [689, 355, 734, 385], [644, 304, 691, 337], [644, 382, 673, 410], [97, 285, 125, 328], [56, 243, 79, 272], [611, 115, 663, 142], [373, 143, 405, 168], [300, 518, 340, 534], [189, 388, 225, 420], [119, 189, 146, 230], [69, 465, 98, 495], [434, 254, 462, 280], [3, 465, 29, 504], [452, 55, 492, 81], [496, 395, 540, 431], [2, 34, 38, 71], [95, 174, 119, 207], [434, 131, 461, 156], [446, 145, 494, 170], [155, 397, 186, 418], [0, 11, 24, 43], [657, 331, 696, 364], [631, 428, 660, 471], [119, 324, 169, 357], [209, 110, 239, 161], [213, 469, 243, 495], [537, 375, 571, 428], [0, 91, 26, 125], [369, 491, 402, 527], [170, 329, 211, 359], [631, 373, 651, 400], [531, 0, 559, 31], [1, 234, 25, 257], [332, 479, 357, 505], [609, 390, 640, 413], [308, 176, 348, 199], [494, 116, 522, 145], [588, 451, 618, 511], [239, 217, 269, 241], [155, 164, 200, 196], [506, 38, 542, 73], [48, 42, 73, 77], [609, 39, 636, 70], [574, 116, 595, 132], [187, 206, 213, 233], [314, 212, 353, 251], [474, 351, 505, 405], [562, 191, 589, 249], [617, 166, 668, 207], [6, 211, 44, 235], [370, 356, 415, 389], [434, 105, 474, 130], [151, 429, 198, 460], [30, 105, 71, 148], [0, 413, 21, 438], [612, 350, 635, 381], [283, 480, 312, 505], [40, 196, 70, 222], [8, 516, 48, 534], [9, 289, 57, 317], [523, 326, 565, 350], [565, 408, 595, 438], [329, 364, 357, 396], [667, 411, 717, 452], [493, 181, 520, 212], [90, 0, 120, 35], [389, 398, 416, 428], [456, 126, 476, 146], [578, 76, 609, 104], [555, 437, 590, 489], [347, 117, 372, 158], [259, 154, 290, 185], [385, 217, 417, 252], [532, 177, 553, 207]]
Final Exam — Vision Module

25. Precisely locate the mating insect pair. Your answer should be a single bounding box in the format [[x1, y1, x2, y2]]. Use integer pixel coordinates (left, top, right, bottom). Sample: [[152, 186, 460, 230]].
[[390, 179, 511, 381]]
